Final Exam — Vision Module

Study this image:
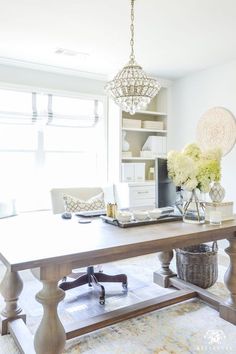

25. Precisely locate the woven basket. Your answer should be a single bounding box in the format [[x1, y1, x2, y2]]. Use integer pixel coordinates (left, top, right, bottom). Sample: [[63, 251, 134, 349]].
[[176, 242, 218, 289]]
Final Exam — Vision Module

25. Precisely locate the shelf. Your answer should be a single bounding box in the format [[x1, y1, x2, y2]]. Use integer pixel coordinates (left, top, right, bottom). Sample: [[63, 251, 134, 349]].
[[122, 156, 166, 161], [126, 181, 155, 186], [120, 86, 168, 191], [122, 128, 167, 133], [134, 110, 167, 116]]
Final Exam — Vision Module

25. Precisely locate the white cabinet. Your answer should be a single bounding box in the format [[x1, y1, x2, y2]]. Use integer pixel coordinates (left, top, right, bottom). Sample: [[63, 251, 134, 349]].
[[129, 183, 155, 207], [114, 182, 155, 209]]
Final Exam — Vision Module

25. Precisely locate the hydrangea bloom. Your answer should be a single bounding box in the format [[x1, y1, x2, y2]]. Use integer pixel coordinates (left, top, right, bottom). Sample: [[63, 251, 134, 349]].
[[167, 143, 222, 192], [183, 143, 202, 161]]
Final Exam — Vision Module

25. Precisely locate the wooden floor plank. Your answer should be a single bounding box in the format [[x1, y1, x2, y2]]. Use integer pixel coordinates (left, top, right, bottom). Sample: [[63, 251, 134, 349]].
[[65, 289, 196, 339]]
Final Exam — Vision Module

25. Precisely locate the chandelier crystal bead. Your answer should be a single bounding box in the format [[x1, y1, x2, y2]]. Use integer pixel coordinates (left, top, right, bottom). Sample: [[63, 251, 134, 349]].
[[105, 0, 161, 115]]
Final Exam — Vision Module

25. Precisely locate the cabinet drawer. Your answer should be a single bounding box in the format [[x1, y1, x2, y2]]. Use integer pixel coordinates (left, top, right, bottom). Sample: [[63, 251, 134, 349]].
[[129, 186, 155, 200], [131, 198, 155, 207]]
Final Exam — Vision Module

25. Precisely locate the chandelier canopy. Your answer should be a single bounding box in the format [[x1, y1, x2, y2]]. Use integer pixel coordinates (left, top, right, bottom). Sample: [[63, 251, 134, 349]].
[[105, 0, 161, 115]]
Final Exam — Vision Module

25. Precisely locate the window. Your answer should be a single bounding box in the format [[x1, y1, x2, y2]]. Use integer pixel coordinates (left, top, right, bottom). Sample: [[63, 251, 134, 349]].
[[0, 88, 107, 211]]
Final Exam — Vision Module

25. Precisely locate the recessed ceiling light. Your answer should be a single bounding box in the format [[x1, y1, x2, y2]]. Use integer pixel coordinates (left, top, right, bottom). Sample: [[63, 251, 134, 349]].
[[54, 48, 89, 58]]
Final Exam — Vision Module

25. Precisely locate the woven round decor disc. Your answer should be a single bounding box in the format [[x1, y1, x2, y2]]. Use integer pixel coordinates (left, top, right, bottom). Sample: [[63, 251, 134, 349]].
[[196, 107, 236, 156]]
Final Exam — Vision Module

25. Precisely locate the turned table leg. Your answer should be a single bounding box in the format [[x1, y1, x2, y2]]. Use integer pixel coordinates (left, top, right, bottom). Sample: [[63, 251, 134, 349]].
[[0, 268, 26, 335], [219, 236, 236, 324], [32, 263, 72, 354], [153, 250, 176, 288]]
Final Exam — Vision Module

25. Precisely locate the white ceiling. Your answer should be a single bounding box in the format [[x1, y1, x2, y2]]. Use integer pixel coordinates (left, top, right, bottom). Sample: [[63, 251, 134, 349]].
[[0, 0, 236, 80]]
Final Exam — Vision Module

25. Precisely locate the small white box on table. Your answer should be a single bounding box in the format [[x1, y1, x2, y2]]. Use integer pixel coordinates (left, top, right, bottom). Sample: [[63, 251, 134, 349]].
[[205, 201, 234, 222]]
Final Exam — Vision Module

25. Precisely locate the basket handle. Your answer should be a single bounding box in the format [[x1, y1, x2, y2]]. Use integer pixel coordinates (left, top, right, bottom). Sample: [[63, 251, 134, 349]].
[[212, 241, 218, 252]]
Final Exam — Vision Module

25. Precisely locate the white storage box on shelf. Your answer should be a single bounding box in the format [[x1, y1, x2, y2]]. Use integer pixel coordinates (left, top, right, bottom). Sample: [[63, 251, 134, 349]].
[[142, 121, 164, 130], [123, 118, 141, 129], [122, 163, 145, 182], [122, 151, 132, 158], [134, 163, 145, 182], [142, 135, 167, 156], [140, 150, 154, 158], [121, 163, 135, 182]]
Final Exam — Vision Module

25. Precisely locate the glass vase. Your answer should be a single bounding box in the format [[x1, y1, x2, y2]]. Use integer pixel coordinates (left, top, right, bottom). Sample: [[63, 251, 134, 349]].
[[183, 189, 205, 224]]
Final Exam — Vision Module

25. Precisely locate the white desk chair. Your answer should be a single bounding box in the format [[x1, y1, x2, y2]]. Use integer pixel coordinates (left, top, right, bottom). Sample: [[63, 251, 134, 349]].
[[50, 187, 127, 305]]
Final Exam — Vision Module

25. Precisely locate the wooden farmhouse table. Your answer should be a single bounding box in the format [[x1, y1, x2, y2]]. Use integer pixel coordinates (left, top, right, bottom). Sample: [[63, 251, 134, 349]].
[[0, 212, 236, 354]]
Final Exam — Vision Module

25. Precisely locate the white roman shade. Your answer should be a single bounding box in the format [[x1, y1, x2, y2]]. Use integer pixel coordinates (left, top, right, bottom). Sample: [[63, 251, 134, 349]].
[[0, 88, 102, 128]]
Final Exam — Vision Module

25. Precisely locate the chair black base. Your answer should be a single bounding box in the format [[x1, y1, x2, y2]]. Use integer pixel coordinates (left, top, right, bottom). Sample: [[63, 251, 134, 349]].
[[59, 266, 128, 305]]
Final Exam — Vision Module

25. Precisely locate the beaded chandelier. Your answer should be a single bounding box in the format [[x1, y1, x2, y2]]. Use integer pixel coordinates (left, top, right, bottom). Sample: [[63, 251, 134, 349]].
[[105, 0, 161, 115]]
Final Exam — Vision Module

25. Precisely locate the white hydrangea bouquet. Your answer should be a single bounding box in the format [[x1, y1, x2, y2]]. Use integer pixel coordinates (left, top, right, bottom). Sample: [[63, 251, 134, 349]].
[[167, 143, 222, 223], [167, 143, 222, 192]]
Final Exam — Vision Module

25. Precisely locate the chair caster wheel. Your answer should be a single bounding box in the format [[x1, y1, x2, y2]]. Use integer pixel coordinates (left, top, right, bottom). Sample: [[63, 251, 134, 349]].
[[122, 282, 128, 290], [99, 298, 105, 305]]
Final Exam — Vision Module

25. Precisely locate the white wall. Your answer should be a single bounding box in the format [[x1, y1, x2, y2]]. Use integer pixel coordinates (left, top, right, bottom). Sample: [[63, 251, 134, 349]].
[[169, 59, 236, 205], [0, 63, 106, 95]]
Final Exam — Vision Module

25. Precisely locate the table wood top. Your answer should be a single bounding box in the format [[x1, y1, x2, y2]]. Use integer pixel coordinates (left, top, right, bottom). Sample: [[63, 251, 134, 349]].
[[1, 212, 236, 271]]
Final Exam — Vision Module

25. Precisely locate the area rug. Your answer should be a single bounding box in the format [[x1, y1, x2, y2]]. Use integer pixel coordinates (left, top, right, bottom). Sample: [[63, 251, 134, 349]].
[[0, 247, 235, 354], [65, 299, 235, 354]]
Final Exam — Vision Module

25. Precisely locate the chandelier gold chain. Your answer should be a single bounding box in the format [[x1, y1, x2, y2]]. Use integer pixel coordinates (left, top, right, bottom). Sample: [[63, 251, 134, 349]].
[[130, 0, 135, 61]]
